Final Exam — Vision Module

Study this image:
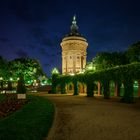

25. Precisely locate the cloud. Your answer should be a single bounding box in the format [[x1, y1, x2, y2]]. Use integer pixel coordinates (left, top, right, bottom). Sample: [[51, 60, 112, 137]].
[[15, 49, 28, 58]]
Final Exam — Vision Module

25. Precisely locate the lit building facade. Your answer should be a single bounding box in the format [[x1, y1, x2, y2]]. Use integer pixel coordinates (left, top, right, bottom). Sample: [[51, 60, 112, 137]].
[[60, 16, 88, 75]]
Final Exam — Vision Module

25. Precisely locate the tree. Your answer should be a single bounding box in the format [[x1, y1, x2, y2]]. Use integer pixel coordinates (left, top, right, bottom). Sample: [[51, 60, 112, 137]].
[[51, 68, 60, 75], [0, 56, 9, 79], [126, 41, 140, 63], [93, 52, 128, 70], [8, 58, 44, 83], [51, 68, 60, 93], [0, 56, 10, 90]]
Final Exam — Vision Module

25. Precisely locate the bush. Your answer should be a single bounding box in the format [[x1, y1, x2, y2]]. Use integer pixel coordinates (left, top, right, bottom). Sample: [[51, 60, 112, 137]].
[[16, 76, 26, 94]]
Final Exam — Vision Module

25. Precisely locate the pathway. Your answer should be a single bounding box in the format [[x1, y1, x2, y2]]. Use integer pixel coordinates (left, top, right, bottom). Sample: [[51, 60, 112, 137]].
[[39, 94, 140, 140]]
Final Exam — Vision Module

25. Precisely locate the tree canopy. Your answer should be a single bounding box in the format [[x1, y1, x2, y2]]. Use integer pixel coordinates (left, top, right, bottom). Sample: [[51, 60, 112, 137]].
[[0, 56, 9, 80], [92, 52, 128, 70], [8, 58, 44, 83], [126, 41, 140, 63]]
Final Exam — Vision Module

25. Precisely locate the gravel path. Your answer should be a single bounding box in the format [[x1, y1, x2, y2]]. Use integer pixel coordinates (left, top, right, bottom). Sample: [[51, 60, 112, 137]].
[[40, 94, 140, 140]]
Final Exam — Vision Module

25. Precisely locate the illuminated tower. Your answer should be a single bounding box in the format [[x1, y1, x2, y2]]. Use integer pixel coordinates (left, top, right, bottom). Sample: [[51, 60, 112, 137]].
[[61, 15, 88, 74]]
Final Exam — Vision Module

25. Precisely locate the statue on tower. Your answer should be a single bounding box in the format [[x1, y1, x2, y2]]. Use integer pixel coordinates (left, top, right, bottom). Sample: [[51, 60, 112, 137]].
[[71, 14, 79, 34], [72, 15, 76, 25]]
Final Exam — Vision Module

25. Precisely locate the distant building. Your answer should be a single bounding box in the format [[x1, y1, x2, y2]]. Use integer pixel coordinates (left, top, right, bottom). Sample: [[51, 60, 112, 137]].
[[60, 15, 88, 75]]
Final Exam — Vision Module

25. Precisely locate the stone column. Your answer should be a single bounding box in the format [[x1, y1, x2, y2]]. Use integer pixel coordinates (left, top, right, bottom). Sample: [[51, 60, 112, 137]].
[[83, 55, 86, 69], [114, 83, 119, 97], [98, 82, 101, 96], [73, 55, 76, 73], [79, 55, 81, 70]]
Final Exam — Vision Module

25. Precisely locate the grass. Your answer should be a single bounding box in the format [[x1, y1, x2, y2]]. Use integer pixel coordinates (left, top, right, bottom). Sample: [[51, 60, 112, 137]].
[[0, 94, 55, 140], [0, 94, 6, 102]]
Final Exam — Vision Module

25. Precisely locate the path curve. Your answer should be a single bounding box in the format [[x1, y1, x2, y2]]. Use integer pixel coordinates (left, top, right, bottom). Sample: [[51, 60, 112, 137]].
[[40, 94, 140, 140]]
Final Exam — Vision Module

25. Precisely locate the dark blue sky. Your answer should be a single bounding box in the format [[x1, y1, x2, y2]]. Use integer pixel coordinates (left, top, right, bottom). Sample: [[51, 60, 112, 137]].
[[0, 0, 140, 76]]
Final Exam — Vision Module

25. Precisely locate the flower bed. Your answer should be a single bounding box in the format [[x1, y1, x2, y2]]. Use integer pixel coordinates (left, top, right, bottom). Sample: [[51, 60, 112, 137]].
[[0, 94, 28, 118]]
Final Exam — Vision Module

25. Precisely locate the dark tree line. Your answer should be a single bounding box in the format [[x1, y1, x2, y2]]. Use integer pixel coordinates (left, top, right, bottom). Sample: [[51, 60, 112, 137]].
[[87, 41, 140, 71], [0, 57, 45, 91]]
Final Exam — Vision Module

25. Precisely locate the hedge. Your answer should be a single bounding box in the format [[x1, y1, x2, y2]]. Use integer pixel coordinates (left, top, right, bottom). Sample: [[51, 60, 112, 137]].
[[52, 62, 140, 103]]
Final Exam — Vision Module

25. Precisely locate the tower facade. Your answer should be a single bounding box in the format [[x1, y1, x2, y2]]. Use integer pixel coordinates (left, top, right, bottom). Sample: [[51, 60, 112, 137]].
[[61, 16, 88, 75]]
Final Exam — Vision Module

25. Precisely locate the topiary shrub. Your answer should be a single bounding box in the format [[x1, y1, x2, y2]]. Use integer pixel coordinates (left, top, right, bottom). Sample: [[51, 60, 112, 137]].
[[60, 83, 66, 94], [121, 79, 134, 103], [102, 81, 110, 99], [51, 74, 58, 94], [73, 80, 79, 95], [16, 75, 26, 94]]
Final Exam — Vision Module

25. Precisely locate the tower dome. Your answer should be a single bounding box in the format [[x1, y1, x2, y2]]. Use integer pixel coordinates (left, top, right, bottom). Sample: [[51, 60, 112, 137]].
[[60, 15, 88, 75]]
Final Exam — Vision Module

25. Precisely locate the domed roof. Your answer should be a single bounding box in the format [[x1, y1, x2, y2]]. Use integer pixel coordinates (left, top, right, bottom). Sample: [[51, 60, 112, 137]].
[[65, 15, 84, 38]]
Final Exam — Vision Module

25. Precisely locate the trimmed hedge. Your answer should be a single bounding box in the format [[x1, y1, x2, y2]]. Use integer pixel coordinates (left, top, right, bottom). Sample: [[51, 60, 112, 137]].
[[52, 63, 140, 103]]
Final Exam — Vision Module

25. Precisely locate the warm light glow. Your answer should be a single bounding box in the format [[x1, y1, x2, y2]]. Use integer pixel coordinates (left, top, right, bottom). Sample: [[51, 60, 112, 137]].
[[87, 66, 93, 70], [79, 69, 85, 74], [70, 73, 75, 76], [61, 16, 88, 75], [10, 77, 13, 81], [86, 63, 96, 71]]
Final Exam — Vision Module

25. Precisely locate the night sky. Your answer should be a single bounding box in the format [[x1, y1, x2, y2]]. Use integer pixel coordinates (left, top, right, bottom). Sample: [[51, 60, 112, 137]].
[[0, 0, 140, 76]]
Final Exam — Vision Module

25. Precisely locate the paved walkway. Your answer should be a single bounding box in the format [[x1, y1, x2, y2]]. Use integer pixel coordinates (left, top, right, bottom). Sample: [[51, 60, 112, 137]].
[[40, 94, 140, 140]]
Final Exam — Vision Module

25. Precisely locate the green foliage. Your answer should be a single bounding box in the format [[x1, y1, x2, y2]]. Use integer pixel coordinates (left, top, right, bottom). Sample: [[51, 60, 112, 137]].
[[86, 75, 94, 97], [17, 75, 26, 94], [93, 52, 128, 70], [0, 94, 5, 102], [7, 81, 12, 90], [102, 81, 110, 99], [59, 75, 72, 94], [60, 83, 66, 94], [73, 80, 78, 95], [51, 68, 60, 93], [0, 56, 10, 80], [85, 62, 96, 72], [8, 58, 44, 83], [51, 73, 59, 94], [51, 68, 60, 75], [126, 41, 140, 63], [53, 63, 140, 103], [121, 79, 134, 103], [0, 95, 54, 140]]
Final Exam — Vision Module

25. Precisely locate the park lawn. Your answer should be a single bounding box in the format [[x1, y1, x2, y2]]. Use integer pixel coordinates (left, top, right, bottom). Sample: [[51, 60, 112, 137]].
[[0, 94, 55, 140]]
